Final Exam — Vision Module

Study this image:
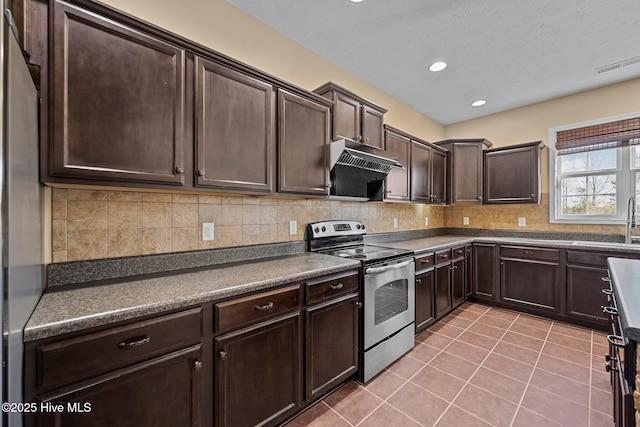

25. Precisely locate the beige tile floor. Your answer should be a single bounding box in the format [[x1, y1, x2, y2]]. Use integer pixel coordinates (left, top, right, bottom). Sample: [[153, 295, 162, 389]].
[[285, 302, 614, 427]]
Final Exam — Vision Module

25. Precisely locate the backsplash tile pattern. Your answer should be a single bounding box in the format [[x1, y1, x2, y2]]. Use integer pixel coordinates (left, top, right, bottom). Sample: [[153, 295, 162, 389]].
[[52, 188, 445, 262], [52, 188, 628, 263]]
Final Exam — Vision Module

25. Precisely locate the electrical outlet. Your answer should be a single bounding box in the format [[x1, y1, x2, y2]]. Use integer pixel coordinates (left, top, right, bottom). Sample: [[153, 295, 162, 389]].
[[202, 223, 215, 241], [289, 220, 297, 235], [463, 217, 469, 225], [424, 217, 429, 226], [518, 217, 526, 227], [393, 218, 398, 228]]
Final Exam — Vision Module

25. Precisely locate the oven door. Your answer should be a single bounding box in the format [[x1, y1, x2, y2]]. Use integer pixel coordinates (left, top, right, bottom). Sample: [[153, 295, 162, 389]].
[[363, 258, 415, 350]]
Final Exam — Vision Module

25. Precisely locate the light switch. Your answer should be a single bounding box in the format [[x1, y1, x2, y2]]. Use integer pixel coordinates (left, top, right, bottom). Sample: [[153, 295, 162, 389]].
[[424, 217, 429, 226], [289, 220, 297, 235], [463, 217, 469, 225], [393, 218, 398, 228], [518, 217, 526, 227]]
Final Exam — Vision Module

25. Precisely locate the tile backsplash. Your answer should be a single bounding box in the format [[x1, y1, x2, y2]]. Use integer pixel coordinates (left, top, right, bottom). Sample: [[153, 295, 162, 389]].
[[51, 188, 444, 262], [51, 189, 626, 263]]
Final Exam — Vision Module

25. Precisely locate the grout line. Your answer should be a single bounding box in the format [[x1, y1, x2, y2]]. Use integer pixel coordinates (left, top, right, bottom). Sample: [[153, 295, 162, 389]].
[[507, 318, 554, 427], [431, 307, 521, 427]]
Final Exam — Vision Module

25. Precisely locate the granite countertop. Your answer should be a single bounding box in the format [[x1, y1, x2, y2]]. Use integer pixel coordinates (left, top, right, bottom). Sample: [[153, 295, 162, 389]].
[[606, 258, 640, 341], [25, 253, 359, 342], [378, 235, 640, 255]]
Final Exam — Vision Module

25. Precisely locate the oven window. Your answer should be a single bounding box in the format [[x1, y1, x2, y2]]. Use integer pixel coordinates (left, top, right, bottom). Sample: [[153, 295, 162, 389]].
[[374, 279, 409, 325]]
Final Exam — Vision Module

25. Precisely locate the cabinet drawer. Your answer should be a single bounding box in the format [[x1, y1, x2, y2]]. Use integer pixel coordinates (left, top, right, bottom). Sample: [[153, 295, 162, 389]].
[[435, 249, 452, 264], [415, 253, 435, 269], [500, 246, 560, 262], [38, 308, 202, 390], [215, 285, 300, 333], [566, 250, 624, 267], [452, 246, 466, 259], [305, 271, 359, 305]]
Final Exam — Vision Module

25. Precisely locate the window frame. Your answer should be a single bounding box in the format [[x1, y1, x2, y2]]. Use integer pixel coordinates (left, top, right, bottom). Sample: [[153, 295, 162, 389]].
[[549, 112, 640, 224]]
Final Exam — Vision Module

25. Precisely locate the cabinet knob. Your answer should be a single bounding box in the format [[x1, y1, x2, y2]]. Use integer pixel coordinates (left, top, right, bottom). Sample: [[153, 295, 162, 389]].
[[355, 302, 363, 308], [477, 196, 482, 200], [175, 166, 184, 174], [194, 360, 203, 371], [416, 278, 422, 285], [605, 364, 618, 373], [364, 137, 370, 143], [356, 135, 362, 142], [197, 169, 206, 177], [219, 351, 228, 360]]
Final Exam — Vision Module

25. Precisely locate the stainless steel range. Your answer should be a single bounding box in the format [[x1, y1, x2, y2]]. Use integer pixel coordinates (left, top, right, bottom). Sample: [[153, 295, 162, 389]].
[[307, 220, 415, 383]]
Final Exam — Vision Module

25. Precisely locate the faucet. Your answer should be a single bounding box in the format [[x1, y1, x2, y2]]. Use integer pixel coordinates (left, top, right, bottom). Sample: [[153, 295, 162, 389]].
[[625, 196, 636, 244]]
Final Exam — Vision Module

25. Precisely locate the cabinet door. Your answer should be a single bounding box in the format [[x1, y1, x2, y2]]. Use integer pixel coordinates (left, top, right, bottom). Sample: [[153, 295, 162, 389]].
[[415, 269, 435, 332], [501, 258, 560, 313], [411, 141, 432, 202], [465, 245, 473, 298], [334, 93, 361, 141], [278, 90, 330, 195], [451, 257, 465, 308], [452, 143, 483, 204], [361, 105, 384, 149], [384, 130, 410, 201], [34, 346, 202, 427], [215, 313, 301, 427], [195, 56, 275, 192], [484, 143, 540, 204], [435, 264, 452, 318], [50, 0, 186, 186], [431, 149, 447, 204], [473, 243, 498, 300], [566, 264, 609, 325], [305, 294, 358, 402]]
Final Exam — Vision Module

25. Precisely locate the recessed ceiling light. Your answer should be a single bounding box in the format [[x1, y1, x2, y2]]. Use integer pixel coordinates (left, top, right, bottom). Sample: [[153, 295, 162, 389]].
[[471, 100, 486, 107], [350, 0, 364, 2], [429, 61, 447, 72]]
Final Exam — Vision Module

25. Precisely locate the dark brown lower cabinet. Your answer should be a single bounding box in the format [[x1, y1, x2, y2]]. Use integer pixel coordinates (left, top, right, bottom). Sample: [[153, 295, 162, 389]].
[[305, 293, 358, 401], [435, 263, 452, 319], [451, 257, 465, 308], [472, 243, 498, 301], [32, 345, 202, 427], [415, 268, 435, 332], [215, 312, 302, 427], [465, 245, 473, 298], [500, 247, 561, 314]]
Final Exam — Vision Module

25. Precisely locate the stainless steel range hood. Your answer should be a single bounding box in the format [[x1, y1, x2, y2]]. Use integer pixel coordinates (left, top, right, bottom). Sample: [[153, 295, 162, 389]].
[[328, 138, 402, 201]]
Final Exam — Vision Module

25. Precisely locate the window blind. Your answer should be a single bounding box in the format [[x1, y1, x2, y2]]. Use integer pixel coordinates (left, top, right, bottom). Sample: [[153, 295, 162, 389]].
[[556, 117, 640, 155]]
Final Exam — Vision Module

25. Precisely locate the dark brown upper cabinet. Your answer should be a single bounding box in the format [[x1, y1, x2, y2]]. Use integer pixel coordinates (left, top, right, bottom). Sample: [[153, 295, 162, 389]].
[[48, 0, 187, 186], [412, 140, 448, 204], [277, 89, 331, 196], [484, 141, 544, 204], [195, 56, 275, 193], [436, 139, 492, 205], [314, 82, 386, 149], [384, 127, 411, 202]]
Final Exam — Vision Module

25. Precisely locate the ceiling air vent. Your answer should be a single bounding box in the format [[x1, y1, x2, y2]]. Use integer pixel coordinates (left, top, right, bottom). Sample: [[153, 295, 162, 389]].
[[596, 56, 640, 74]]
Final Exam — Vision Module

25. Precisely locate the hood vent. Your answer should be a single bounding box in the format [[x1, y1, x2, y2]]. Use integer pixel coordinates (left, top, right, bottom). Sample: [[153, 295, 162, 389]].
[[335, 148, 395, 174]]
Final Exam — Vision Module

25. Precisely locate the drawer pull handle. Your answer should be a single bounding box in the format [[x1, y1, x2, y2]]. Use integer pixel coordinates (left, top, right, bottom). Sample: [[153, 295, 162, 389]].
[[355, 302, 363, 309], [420, 259, 431, 264], [255, 302, 274, 311], [523, 250, 533, 255], [440, 254, 449, 258], [194, 360, 203, 371], [602, 306, 618, 316], [219, 351, 227, 360], [330, 283, 344, 290], [607, 334, 625, 348], [118, 335, 151, 350], [601, 277, 611, 282], [601, 288, 613, 295], [416, 278, 422, 285]]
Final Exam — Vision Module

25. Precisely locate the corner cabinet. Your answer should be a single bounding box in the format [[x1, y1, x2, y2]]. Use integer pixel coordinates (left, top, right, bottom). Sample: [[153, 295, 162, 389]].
[[314, 82, 386, 149], [277, 89, 332, 196], [47, 0, 188, 186], [195, 56, 275, 193], [436, 139, 492, 205], [484, 141, 544, 204]]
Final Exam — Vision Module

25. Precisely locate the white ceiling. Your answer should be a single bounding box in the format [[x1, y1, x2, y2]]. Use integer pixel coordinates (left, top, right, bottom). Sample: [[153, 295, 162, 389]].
[[224, 0, 640, 125]]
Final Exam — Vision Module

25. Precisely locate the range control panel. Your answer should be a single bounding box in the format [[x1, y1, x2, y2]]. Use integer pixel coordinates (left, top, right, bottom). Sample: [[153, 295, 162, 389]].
[[307, 220, 366, 239]]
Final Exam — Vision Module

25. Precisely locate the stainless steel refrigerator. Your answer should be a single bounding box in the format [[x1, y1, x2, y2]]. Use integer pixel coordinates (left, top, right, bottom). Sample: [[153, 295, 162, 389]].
[[2, 5, 46, 427]]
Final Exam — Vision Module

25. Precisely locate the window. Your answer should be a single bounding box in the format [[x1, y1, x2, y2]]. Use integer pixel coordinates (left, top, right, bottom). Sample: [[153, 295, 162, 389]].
[[549, 114, 640, 224]]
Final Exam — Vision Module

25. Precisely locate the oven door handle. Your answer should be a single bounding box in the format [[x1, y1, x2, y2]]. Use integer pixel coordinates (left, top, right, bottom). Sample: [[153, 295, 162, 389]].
[[365, 259, 413, 274]]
